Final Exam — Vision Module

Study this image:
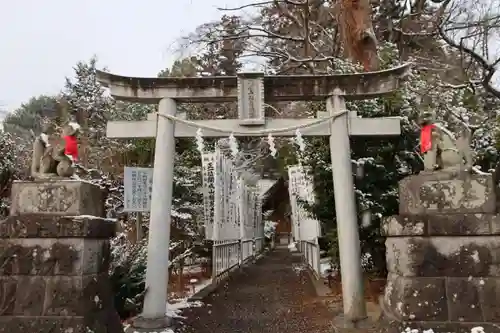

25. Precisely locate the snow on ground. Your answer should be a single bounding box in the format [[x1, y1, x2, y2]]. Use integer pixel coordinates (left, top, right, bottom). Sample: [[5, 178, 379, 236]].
[[123, 299, 206, 333], [401, 327, 484, 333], [317, 252, 373, 278], [124, 277, 213, 332], [192, 278, 212, 295], [320, 261, 333, 277], [166, 298, 204, 319], [127, 327, 175, 333], [288, 242, 298, 252], [292, 262, 307, 274]]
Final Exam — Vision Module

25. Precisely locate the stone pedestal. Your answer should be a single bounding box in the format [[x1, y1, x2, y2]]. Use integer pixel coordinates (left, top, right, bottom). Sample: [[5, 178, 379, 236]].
[[10, 180, 106, 216], [381, 172, 500, 333], [0, 180, 123, 333]]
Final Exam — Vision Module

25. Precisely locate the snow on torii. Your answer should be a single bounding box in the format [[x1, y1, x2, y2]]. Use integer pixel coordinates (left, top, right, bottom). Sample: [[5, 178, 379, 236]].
[[96, 64, 410, 329]]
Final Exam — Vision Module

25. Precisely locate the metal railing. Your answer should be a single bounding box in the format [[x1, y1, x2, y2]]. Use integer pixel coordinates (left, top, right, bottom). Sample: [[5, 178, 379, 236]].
[[255, 237, 265, 254], [212, 240, 240, 280], [300, 239, 321, 278], [212, 238, 267, 281], [241, 239, 254, 263]]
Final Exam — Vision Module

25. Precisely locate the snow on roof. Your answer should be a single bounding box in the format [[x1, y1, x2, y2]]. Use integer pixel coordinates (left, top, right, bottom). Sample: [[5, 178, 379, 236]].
[[257, 179, 278, 198]]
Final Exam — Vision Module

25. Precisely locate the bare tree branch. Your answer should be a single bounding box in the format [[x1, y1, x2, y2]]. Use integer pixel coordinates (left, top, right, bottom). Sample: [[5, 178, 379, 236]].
[[438, 23, 500, 98]]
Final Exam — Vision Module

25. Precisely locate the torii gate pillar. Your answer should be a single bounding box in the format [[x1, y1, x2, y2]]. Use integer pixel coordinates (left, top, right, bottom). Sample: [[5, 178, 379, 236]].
[[140, 98, 176, 322], [328, 92, 366, 323]]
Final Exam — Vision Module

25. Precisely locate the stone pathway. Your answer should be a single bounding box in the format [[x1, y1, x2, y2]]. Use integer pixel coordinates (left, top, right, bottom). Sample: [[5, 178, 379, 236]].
[[173, 248, 335, 333]]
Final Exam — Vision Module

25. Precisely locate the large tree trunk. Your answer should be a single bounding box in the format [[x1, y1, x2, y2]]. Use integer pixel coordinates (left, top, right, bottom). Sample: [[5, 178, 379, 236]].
[[337, 0, 380, 71]]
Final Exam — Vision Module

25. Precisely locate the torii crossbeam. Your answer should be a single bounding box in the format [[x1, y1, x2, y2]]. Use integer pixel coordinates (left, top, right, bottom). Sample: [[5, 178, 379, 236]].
[[97, 63, 410, 329]]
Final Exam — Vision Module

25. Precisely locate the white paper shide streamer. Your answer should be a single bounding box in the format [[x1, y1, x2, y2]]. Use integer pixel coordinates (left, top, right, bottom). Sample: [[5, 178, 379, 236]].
[[295, 129, 305, 152], [196, 128, 205, 153], [228, 133, 239, 158], [267, 133, 277, 157]]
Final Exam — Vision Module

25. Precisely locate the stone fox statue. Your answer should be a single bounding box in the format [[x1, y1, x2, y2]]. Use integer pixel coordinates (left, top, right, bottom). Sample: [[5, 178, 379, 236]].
[[419, 111, 473, 173], [31, 123, 55, 178], [31, 122, 80, 178]]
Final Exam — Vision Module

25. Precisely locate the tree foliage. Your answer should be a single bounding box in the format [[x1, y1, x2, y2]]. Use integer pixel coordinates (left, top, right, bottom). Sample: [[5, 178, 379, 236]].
[[3, 95, 59, 134], [0, 131, 20, 217], [181, 0, 500, 275], [2, 0, 499, 318]]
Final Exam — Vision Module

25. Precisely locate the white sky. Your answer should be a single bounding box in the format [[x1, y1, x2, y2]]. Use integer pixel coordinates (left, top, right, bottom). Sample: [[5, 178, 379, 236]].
[[0, 0, 253, 113], [2, 0, 498, 118]]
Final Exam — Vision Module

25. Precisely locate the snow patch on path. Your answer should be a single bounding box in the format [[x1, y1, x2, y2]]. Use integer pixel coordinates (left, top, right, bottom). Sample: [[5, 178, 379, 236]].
[[166, 298, 204, 319], [401, 326, 485, 333]]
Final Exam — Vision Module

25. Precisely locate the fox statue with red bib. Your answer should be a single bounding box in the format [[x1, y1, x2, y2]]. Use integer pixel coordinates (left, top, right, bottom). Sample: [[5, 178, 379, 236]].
[[62, 121, 80, 163], [419, 110, 473, 173], [30, 121, 81, 179]]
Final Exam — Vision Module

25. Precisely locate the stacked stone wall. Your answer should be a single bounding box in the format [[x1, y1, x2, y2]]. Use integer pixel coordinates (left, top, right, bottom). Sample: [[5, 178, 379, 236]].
[[0, 180, 123, 333], [382, 172, 500, 333]]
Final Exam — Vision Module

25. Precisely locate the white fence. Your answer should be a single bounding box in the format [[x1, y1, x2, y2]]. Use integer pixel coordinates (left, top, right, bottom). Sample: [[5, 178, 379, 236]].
[[212, 237, 267, 281], [212, 240, 240, 279], [241, 238, 255, 263], [255, 237, 265, 255], [299, 239, 321, 278]]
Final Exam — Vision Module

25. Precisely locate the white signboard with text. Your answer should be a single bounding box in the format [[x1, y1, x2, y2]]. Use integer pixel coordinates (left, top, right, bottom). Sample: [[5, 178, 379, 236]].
[[124, 167, 153, 212]]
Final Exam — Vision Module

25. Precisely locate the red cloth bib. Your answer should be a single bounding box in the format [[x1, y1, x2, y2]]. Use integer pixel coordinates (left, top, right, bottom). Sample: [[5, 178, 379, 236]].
[[420, 124, 435, 153], [63, 135, 78, 161]]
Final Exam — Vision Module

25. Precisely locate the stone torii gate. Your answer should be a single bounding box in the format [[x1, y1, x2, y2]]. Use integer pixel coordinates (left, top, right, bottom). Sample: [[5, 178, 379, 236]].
[[97, 64, 409, 329]]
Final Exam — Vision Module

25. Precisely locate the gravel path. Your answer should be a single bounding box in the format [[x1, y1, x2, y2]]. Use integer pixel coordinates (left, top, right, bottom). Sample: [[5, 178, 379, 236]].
[[173, 248, 335, 333]]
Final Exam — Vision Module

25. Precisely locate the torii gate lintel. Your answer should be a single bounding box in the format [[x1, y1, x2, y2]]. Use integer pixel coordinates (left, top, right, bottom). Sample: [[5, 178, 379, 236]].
[[105, 110, 400, 139], [96, 63, 409, 103]]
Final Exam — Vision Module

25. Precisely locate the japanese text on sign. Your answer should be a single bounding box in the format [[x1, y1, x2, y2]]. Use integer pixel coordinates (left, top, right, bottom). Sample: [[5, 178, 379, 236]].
[[124, 167, 153, 212]]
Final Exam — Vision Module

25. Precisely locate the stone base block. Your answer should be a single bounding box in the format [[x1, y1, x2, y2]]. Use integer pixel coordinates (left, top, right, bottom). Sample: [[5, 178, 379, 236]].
[[0, 274, 123, 333], [382, 275, 500, 324], [382, 211, 500, 327], [382, 319, 500, 333], [0, 274, 122, 318], [382, 275, 448, 321], [10, 180, 105, 216], [0, 215, 122, 333], [382, 213, 500, 237], [0, 216, 116, 274], [385, 235, 500, 277], [399, 172, 496, 215], [0, 315, 123, 333], [0, 214, 116, 239], [0, 317, 87, 333], [382, 171, 500, 330]]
